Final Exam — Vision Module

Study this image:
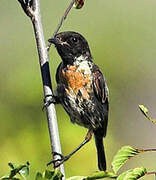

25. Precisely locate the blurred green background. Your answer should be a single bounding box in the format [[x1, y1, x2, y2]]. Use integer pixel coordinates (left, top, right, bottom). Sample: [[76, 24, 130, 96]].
[[1, 0, 156, 179]]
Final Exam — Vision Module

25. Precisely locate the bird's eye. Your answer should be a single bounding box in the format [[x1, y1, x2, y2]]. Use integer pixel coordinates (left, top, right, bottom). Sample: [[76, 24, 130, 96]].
[[71, 37, 78, 43]]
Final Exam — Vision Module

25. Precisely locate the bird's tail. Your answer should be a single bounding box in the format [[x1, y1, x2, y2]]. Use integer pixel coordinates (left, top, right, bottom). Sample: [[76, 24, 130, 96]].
[[94, 135, 106, 171]]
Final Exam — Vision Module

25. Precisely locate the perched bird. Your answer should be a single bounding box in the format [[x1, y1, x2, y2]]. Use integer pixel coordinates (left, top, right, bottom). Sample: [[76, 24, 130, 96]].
[[48, 31, 109, 171]]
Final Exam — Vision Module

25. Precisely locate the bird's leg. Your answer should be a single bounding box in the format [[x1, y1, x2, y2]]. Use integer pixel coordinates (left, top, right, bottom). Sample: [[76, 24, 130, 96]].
[[47, 130, 93, 168]]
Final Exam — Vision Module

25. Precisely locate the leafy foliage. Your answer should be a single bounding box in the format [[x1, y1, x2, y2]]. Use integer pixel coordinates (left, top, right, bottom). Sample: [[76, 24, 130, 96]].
[[111, 146, 141, 174], [35, 169, 63, 180], [66, 176, 85, 180], [0, 162, 29, 180], [0, 163, 63, 180], [67, 171, 117, 180], [1, 147, 156, 180], [83, 171, 117, 180], [117, 167, 147, 180]]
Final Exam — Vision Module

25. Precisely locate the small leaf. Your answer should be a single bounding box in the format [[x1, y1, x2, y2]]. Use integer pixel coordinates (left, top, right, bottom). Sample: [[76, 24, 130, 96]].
[[6, 162, 30, 179], [43, 170, 55, 179], [73, 0, 85, 9], [35, 172, 44, 180], [66, 176, 85, 180], [112, 146, 141, 173], [117, 167, 147, 180], [52, 169, 63, 180], [19, 162, 30, 179], [8, 162, 15, 169], [139, 105, 156, 124], [0, 175, 10, 179], [42, 169, 63, 180], [19, 166, 29, 179], [84, 171, 117, 179], [0, 162, 29, 180], [0, 177, 20, 180], [139, 105, 148, 117]]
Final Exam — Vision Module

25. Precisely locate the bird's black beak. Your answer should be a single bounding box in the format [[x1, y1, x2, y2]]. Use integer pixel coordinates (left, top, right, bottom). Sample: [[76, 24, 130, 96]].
[[48, 36, 70, 48], [48, 38, 60, 45]]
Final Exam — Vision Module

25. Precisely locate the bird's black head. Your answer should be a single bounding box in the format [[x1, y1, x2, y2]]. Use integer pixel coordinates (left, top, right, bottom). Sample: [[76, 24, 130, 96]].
[[49, 31, 92, 65]]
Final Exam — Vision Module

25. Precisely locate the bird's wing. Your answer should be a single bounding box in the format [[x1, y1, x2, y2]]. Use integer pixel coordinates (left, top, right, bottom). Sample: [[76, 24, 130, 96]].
[[92, 64, 109, 104], [56, 62, 63, 84]]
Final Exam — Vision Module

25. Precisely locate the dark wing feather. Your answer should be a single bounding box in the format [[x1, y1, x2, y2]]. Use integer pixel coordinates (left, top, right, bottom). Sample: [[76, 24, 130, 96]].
[[92, 64, 109, 105], [56, 62, 63, 84], [92, 64, 109, 137]]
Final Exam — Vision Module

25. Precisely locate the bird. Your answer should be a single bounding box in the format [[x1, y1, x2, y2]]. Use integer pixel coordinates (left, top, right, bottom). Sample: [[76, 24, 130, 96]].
[[47, 31, 109, 171]]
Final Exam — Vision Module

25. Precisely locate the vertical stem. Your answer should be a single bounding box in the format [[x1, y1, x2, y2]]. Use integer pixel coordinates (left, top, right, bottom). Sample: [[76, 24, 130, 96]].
[[31, 0, 65, 177]]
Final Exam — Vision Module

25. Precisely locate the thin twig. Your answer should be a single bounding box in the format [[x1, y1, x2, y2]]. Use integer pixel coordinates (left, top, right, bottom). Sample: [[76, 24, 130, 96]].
[[47, 0, 76, 51], [140, 148, 156, 152], [16, 0, 65, 178], [146, 172, 156, 176], [53, 0, 75, 36]]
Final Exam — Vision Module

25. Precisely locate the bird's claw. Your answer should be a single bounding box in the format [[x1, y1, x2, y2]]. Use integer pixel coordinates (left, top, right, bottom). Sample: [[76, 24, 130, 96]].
[[47, 152, 69, 168], [42, 95, 56, 110], [52, 152, 64, 158]]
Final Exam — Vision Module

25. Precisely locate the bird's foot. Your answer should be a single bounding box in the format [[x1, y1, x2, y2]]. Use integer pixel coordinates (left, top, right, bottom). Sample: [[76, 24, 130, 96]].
[[47, 152, 69, 168], [42, 95, 57, 110]]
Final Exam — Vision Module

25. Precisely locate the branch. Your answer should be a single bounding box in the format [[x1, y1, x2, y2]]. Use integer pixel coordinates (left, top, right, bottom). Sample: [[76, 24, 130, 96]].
[[145, 171, 156, 179], [16, 0, 65, 178], [17, 0, 34, 18], [139, 148, 156, 152], [146, 171, 156, 175]]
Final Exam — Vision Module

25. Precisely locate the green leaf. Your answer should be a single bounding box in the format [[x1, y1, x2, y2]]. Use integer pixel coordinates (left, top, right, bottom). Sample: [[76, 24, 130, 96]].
[[0, 162, 30, 180], [0, 175, 9, 179], [66, 176, 85, 180], [67, 172, 117, 180], [0, 175, 19, 180], [112, 146, 141, 173], [117, 167, 147, 180], [139, 105, 148, 116], [139, 105, 156, 124], [19, 162, 30, 179], [35, 172, 44, 180], [9, 162, 30, 179], [8, 162, 15, 169], [43, 170, 55, 179], [51, 169, 63, 180], [84, 171, 117, 179], [35, 169, 63, 180]]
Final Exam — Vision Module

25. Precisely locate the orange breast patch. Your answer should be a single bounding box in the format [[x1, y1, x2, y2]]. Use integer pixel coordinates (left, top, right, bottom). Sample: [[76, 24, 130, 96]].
[[62, 65, 92, 99]]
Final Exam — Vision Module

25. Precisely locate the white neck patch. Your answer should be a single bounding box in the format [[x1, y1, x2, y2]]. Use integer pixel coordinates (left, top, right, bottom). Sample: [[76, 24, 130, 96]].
[[75, 55, 87, 62], [74, 55, 92, 75]]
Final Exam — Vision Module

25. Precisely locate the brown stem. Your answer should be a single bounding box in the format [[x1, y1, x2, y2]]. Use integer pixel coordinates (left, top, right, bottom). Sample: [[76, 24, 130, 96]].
[[139, 148, 156, 152], [146, 171, 156, 175]]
